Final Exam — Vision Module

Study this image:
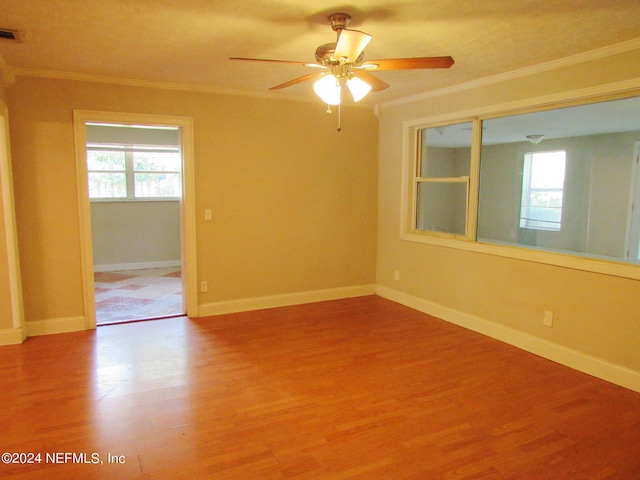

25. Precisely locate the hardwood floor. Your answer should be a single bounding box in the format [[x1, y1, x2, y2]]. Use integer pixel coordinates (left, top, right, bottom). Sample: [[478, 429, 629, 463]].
[[1, 296, 638, 479]]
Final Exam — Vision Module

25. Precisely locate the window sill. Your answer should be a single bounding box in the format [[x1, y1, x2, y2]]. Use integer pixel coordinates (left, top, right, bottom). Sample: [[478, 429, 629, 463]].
[[90, 197, 180, 203], [400, 230, 640, 281]]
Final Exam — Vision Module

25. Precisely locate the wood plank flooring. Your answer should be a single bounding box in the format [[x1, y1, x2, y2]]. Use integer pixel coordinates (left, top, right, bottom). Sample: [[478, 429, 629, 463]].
[[1, 296, 639, 479]]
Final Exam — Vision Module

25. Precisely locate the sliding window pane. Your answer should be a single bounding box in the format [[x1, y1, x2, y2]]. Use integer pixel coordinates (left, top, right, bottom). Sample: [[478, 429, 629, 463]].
[[478, 96, 640, 263], [133, 151, 181, 171], [416, 182, 467, 235], [88, 172, 126, 198], [419, 123, 472, 178], [87, 150, 125, 171], [134, 173, 181, 198]]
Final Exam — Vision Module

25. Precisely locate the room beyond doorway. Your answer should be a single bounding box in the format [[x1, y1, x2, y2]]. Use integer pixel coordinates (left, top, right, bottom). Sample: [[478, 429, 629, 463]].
[[85, 121, 186, 324]]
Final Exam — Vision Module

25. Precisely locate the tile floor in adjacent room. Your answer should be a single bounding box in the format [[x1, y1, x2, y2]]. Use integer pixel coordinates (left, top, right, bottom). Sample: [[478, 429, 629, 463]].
[[94, 267, 183, 324]]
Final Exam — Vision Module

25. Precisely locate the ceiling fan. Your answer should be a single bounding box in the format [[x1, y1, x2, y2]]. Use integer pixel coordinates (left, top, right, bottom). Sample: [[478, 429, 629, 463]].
[[230, 13, 454, 129]]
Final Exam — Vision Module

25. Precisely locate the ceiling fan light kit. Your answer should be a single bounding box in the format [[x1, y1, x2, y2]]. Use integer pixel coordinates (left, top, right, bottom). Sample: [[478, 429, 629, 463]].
[[230, 13, 454, 130], [346, 76, 372, 102], [313, 74, 341, 105], [526, 134, 545, 144]]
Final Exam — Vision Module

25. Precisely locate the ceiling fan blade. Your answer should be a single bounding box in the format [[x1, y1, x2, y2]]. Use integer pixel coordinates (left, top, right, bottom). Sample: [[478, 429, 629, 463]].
[[334, 29, 372, 63], [269, 72, 323, 90], [230, 57, 308, 66], [355, 71, 390, 92], [361, 56, 454, 70]]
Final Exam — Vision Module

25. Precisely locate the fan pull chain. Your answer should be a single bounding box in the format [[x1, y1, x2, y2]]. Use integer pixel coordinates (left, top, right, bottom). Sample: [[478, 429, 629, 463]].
[[324, 104, 341, 132]]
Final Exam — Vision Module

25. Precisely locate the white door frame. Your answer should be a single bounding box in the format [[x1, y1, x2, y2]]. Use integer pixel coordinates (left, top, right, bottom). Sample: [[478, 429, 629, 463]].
[[73, 110, 197, 328], [624, 141, 640, 264], [0, 100, 25, 342]]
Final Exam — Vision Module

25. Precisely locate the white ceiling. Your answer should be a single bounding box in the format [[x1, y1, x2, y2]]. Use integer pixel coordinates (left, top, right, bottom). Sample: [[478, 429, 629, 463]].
[[1, 1, 640, 106]]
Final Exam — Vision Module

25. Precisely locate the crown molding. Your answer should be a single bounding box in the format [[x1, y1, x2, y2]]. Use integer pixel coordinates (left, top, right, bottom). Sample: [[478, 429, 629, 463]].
[[11, 67, 376, 112], [379, 38, 640, 109], [10, 67, 367, 111]]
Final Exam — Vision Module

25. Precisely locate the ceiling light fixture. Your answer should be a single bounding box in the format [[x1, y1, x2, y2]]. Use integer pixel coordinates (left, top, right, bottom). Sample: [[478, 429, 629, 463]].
[[313, 74, 341, 105], [346, 75, 372, 102], [313, 72, 372, 105], [526, 134, 545, 144], [313, 69, 373, 131]]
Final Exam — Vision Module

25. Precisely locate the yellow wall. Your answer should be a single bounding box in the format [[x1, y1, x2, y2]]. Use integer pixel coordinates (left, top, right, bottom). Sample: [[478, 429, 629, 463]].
[[6, 76, 378, 324], [377, 47, 640, 376]]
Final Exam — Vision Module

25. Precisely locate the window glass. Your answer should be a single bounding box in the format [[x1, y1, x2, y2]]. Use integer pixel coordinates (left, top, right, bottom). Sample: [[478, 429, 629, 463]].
[[414, 122, 472, 236], [520, 151, 566, 231], [87, 149, 125, 171], [133, 150, 181, 172], [416, 182, 467, 235], [86, 124, 181, 201], [478, 96, 640, 263], [132, 149, 182, 198], [135, 173, 181, 198], [88, 172, 127, 198], [87, 146, 181, 200]]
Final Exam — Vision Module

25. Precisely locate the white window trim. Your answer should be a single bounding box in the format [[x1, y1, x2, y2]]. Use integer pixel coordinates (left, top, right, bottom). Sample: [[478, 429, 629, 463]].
[[411, 123, 475, 239], [399, 87, 640, 282], [624, 141, 640, 264]]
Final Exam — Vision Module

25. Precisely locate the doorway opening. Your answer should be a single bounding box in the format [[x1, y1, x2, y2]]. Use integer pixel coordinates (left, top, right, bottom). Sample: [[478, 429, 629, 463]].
[[73, 111, 197, 329], [86, 123, 184, 324]]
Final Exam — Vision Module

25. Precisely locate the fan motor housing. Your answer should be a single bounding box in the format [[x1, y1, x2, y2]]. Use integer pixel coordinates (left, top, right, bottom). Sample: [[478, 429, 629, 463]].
[[315, 42, 364, 66], [328, 13, 350, 31]]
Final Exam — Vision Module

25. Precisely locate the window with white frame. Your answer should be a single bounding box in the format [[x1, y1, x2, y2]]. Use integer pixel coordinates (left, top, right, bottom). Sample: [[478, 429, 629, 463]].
[[87, 144, 182, 200], [413, 122, 473, 237], [405, 94, 640, 275], [519, 150, 566, 231]]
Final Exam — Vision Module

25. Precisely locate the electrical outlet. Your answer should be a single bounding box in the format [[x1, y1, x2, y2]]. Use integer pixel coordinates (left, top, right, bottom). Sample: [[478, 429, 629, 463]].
[[543, 310, 553, 327], [200, 281, 208, 293], [393, 270, 400, 281], [204, 209, 212, 221]]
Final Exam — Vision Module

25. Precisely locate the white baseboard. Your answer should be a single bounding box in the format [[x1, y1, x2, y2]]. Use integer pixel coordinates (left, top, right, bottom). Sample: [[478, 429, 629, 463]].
[[0, 327, 24, 345], [25, 316, 86, 337], [376, 285, 640, 393], [198, 284, 377, 317], [94, 260, 181, 272]]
